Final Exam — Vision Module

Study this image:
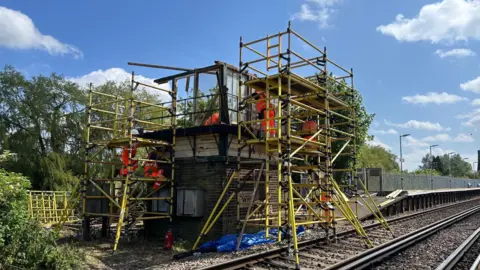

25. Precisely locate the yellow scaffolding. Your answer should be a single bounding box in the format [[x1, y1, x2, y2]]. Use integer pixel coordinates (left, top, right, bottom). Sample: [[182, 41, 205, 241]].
[[27, 190, 77, 225], [80, 69, 177, 251], [193, 22, 392, 268]]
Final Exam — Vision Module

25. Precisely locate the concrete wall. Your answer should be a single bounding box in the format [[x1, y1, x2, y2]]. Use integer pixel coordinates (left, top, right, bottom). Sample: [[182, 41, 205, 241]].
[[359, 168, 480, 192]]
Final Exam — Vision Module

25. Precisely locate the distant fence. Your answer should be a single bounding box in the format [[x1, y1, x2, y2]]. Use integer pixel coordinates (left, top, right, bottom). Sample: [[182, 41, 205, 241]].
[[357, 168, 480, 192]]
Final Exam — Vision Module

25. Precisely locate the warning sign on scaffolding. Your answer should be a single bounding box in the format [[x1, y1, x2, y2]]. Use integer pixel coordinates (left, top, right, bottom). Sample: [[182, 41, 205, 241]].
[[237, 191, 252, 207]]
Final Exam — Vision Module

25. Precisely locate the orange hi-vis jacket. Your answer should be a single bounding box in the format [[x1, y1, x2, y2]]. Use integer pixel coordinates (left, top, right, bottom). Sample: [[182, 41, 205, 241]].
[[120, 143, 138, 176], [255, 92, 276, 136], [144, 151, 166, 190], [204, 112, 220, 125], [302, 120, 318, 146]]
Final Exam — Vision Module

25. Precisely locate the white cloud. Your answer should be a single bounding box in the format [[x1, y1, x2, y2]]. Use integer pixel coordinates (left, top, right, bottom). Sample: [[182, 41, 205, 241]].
[[435, 48, 476, 58], [0, 6, 82, 58], [422, 134, 451, 142], [456, 108, 480, 119], [421, 133, 474, 142], [376, 0, 480, 43], [402, 92, 467, 105], [371, 129, 397, 135], [457, 107, 480, 126], [461, 76, 480, 93], [292, 4, 332, 28], [68, 68, 171, 100], [307, 0, 343, 6], [385, 119, 449, 131], [366, 137, 391, 150], [472, 99, 480, 106], [404, 136, 430, 148], [463, 115, 480, 127], [454, 133, 475, 142], [292, 0, 343, 28]]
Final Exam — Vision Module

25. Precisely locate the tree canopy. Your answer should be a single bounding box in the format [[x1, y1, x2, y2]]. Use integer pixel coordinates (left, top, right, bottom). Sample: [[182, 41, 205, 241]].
[[0, 65, 160, 190], [357, 144, 399, 172], [419, 153, 472, 178], [328, 76, 375, 181]]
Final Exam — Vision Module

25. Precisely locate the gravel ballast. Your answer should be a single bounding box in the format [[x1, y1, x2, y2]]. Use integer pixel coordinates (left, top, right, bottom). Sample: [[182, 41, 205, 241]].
[[155, 200, 480, 270], [369, 211, 480, 270]]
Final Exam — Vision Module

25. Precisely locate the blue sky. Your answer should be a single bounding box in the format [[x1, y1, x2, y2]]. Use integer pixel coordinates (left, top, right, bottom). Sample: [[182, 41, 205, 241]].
[[1, 0, 480, 170]]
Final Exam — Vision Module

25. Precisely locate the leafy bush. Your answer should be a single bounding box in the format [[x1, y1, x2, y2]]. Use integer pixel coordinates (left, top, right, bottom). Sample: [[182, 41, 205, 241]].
[[0, 169, 84, 269]]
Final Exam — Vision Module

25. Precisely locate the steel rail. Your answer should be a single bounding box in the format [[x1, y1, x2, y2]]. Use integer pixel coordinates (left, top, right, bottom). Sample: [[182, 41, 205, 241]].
[[435, 227, 480, 270], [326, 206, 480, 270], [197, 199, 480, 270], [470, 253, 480, 270]]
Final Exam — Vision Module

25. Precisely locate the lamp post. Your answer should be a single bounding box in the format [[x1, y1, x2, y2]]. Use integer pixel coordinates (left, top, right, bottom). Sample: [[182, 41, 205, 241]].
[[447, 152, 455, 188], [447, 152, 455, 177], [463, 158, 469, 188], [399, 134, 410, 190], [430, 144, 439, 190]]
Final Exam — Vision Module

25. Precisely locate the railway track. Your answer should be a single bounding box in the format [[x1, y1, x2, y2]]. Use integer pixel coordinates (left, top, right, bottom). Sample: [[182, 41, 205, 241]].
[[436, 227, 480, 270], [328, 206, 480, 270], [199, 199, 480, 270]]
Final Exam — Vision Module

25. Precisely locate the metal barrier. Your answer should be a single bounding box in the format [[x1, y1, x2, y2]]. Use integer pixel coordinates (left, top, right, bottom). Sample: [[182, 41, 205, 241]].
[[358, 168, 480, 192], [27, 190, 77, 225]]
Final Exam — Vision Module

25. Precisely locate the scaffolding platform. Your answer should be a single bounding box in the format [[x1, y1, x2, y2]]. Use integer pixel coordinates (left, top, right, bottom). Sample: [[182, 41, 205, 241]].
[[244, 73, 349, 109]]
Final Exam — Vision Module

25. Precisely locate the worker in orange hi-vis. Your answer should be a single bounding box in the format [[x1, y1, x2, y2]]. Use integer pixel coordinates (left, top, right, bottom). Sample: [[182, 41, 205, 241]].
[[254, 91, 276, 137], [204, 112, 220, 126], [302, 120, 318, 147], [144, 150, 166, 190], [120, 141, 139, 176]]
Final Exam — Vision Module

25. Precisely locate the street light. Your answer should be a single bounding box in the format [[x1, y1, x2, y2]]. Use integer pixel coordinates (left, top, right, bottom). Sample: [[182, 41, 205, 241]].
[[430, 144, 439, 190], [447, 152, 455, 188], [399, 134, 410, 190], [447, 152, 455, 177]]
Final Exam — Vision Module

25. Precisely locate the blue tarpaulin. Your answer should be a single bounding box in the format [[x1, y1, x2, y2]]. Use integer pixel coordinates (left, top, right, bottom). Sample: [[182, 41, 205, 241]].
[[199, 226, 305, 252]]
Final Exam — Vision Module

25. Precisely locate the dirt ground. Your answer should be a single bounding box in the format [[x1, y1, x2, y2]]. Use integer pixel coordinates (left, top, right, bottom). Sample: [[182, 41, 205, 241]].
[[59, 227, 184, 269], [79, 240, 177, 269]]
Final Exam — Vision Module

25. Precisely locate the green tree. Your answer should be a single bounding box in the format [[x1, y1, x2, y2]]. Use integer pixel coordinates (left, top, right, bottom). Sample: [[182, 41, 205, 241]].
[[357, 144, 399, 172], [327, 76, 375, 181], [413, 168, 441, 176], [0, 65, 162, 190], [0, 65, 85, 190], [419, 153, 471, 177]]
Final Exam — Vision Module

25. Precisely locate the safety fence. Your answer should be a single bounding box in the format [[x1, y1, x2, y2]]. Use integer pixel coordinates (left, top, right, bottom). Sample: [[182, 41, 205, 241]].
[[27, 190, 77, 225], [358, 168, 480, 192]]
